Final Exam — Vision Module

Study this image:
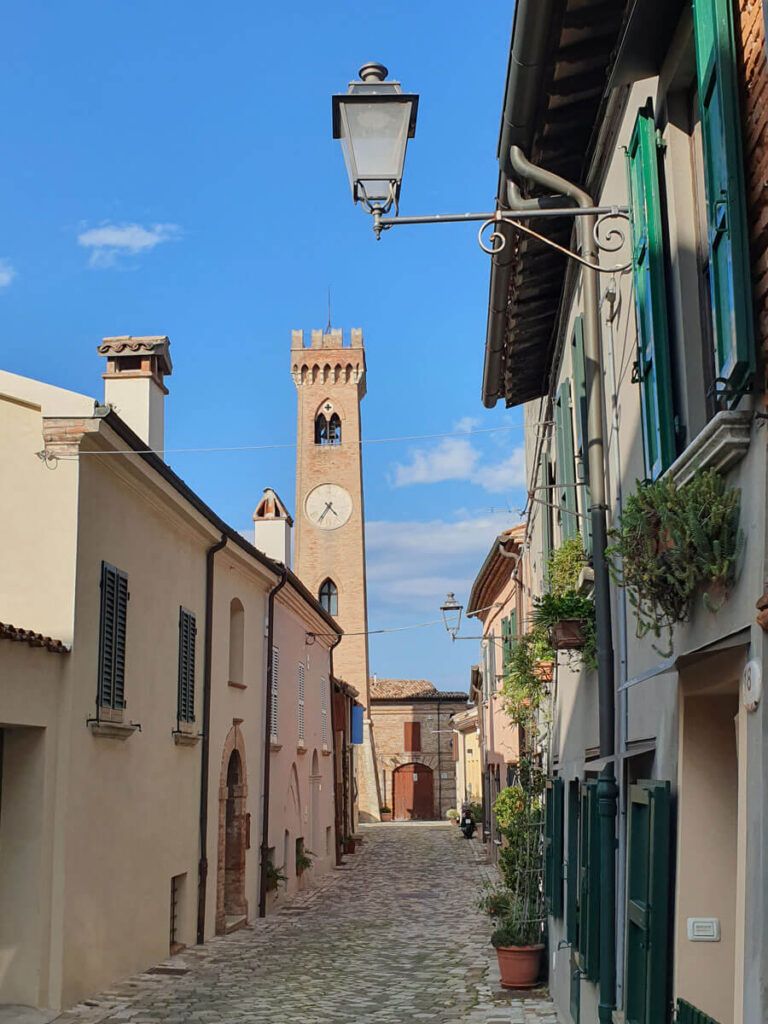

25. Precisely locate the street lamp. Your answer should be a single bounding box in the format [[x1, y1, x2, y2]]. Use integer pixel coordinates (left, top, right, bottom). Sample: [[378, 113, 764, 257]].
[[331, 64, 631, 258], [331, 62, 418, 215], [440, 592, 463, 642]]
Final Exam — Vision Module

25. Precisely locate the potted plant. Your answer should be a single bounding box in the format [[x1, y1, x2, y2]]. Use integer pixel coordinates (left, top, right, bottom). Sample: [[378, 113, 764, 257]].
[[380, 805, 392, 822], [531, 536, 597, 668], [607, 468, 742, 654], [477, 882, 513, 918], [343, 835, 356, 854], [491, 898, 544, 989]]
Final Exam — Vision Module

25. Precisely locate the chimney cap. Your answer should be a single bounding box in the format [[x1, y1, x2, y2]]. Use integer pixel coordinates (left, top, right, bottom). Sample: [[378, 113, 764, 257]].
[[253, 487, 294, 526], [98, 335, 173, 377]]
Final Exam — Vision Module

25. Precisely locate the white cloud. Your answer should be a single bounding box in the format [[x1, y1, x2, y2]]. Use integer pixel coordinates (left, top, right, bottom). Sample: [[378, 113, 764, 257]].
[[0, 259, 16, 288], [454, 415, 480, 433], [392, 436, 527, 494], [365, 514, 518, 616], [393, 437, 479, 486], [77, 222, 180, 268]]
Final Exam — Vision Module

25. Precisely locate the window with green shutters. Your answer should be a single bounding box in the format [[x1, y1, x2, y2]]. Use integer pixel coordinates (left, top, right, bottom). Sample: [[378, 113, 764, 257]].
[[570, 317, 592, 553], [177, 607, 197, 722], [501, 609, 517, 667], [692, 0, 755, 402], [578, 781, 600, 982], [626, 103, 676, 480], [544, 778, 564, 917], [98, 561, 129, 709], [540, 450, 554, 566], [624, 780, 671, 1024], [555, 380, 579, 540]]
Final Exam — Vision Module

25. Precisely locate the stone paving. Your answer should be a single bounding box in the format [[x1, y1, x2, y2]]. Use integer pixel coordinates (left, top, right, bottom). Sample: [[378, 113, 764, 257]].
[[51, 823, 558, 1024]]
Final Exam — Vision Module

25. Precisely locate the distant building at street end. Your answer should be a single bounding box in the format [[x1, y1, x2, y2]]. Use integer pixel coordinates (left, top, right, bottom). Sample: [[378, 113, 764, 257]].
[[369, 678, 468, 820], [451, 704, 482, 808]]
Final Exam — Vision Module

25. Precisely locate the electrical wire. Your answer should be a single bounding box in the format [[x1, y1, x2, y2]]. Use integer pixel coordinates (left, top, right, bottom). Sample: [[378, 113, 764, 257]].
[[46, 422, 533, 460]]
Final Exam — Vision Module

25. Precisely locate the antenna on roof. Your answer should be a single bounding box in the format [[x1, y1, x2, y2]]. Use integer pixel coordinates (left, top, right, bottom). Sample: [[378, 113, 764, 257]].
[[326, 287, 332, 332]]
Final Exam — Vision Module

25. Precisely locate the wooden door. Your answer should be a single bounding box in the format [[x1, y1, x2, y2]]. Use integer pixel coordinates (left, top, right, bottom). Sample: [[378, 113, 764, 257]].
[[393, 763, 434, 820]]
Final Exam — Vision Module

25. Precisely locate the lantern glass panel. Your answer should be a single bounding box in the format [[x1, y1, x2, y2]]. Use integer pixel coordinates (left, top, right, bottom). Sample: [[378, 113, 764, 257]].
[[339, 99, 413, 202]]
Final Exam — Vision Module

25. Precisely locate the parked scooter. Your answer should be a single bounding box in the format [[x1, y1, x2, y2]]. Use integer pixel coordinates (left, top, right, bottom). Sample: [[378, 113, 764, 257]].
[[459, 810, 476, 839]]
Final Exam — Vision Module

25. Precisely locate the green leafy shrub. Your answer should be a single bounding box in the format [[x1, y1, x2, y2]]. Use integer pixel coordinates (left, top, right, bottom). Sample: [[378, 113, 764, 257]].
[[532, 591, 597, 670], [502, 625, 553, 726], [607, 468, 742, 652], [547, 534, 587, 594], [466, 800, 483, 823], [491, 894, 545, 948], [296, 849, 315, 876], [264, 861, 287, 892]]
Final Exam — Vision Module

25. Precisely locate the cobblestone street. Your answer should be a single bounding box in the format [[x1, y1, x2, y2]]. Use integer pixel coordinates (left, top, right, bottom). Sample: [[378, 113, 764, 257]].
[[48, 824, 557, 1024]]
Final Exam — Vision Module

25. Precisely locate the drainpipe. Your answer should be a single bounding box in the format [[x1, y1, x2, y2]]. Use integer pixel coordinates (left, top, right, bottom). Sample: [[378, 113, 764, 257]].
[[508, 145, 618, 1024], [258, 566, 288, 918], [328, 633, 343, 865], [197, 533, 227, 945]]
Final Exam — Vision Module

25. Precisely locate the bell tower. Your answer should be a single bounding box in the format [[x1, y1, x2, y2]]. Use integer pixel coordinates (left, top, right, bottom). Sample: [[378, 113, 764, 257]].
[[291, 327, 379, 820]]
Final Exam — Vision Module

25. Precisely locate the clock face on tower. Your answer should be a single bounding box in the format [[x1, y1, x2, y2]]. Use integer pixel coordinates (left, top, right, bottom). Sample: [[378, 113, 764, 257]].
[[304, 483, 353, 530]]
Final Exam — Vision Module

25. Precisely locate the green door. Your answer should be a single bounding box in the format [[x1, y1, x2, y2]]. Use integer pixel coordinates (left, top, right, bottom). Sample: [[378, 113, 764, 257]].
[[624, 780, 671, 1024]]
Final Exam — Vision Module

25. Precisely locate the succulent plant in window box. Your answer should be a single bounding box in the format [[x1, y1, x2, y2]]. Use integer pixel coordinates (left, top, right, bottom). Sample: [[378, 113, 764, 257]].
[[607, 468, 742, 654], [532, 591, 597, 669]]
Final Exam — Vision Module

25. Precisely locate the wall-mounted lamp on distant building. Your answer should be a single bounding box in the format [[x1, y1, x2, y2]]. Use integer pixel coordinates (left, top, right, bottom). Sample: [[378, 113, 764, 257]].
[[440, 593, 463, 642]]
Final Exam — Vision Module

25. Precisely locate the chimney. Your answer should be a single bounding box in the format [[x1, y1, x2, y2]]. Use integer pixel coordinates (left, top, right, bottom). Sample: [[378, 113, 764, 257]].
[[98, 336, 172, 452], [252, 488, 293, 567]]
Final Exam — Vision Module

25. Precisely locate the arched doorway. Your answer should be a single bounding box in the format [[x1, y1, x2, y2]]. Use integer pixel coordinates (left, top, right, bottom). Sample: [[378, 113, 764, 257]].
[[216, 745, 248, 933], [393, 763, 434, 820]]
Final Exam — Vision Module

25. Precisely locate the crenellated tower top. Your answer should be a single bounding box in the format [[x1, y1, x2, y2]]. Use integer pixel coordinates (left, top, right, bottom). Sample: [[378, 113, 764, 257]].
[[290, 328, 366, 397]]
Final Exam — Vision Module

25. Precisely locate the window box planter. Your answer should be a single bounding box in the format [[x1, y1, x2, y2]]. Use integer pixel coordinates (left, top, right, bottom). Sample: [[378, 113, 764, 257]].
[[552, 618, 586, 650]]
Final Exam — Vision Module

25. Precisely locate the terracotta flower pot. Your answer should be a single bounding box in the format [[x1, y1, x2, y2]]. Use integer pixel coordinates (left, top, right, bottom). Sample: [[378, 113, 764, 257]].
[[495, 944, 544, 989], [553, 618, 585, 650], [534, 659, 554, 682], [380, 810, 392, 821]]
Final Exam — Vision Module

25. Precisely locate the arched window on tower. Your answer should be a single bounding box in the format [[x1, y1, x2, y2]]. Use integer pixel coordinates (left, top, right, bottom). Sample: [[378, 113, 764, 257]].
[[318, 579, 338, 616], [314, 413, 328, 445], [328, 413, 341, 445]]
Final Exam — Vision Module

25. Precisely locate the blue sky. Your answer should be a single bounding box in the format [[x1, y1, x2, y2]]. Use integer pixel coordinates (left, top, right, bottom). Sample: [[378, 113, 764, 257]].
[[1, 0, 526, 690]]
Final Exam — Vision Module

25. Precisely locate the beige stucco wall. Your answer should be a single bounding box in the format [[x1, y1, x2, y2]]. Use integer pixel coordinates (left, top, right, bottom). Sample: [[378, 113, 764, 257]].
[[265, 596, 335, 903]]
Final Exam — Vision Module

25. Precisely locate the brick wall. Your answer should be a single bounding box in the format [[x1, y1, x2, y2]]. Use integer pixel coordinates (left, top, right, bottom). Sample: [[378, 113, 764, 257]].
[[370, 699, 467, 818], [737, 1, 768, 347]]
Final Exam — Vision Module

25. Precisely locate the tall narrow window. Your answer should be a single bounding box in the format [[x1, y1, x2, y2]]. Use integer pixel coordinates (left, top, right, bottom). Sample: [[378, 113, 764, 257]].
[[314, 413, 328, 444], [328, 413, 341, 444], [270, 645, 279, 739], [626, 103, 676, 478], [98, 561, 129, 708], [404, 721, 421, 752], [298, 662, 305, 744], [318, 578, 338, 616], [321, 677, 328, 747], [177, 607, 197, 722], [228, 598, 244, 686], [555, 380, 579, 539]]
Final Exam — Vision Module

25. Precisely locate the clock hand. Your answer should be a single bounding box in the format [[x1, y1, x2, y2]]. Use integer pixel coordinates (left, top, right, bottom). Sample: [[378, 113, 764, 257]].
[[318, 501, 333, 522]]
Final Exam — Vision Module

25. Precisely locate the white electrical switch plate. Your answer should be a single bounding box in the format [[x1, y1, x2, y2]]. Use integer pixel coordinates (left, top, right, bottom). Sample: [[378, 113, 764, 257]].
[[687, 918, 720, 941]]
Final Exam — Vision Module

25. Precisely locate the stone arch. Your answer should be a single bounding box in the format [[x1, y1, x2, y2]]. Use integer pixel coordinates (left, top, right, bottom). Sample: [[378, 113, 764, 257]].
[[311, 364, 319, 383], [333, 363, 342, 383], [345, 363, 352, 382], [322, 363, 331, 383], [216, 724, 248, 933], [387, 750, 439, 772], [301, 364, 308, 384], [310, 749, 321, 854]]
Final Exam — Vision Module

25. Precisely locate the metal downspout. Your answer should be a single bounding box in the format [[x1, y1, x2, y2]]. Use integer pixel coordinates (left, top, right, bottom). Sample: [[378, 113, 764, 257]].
[[328, 633, 343, 865], [197, 533, 227, 945], [508, 145, 618, 1024], [258, 566, 288, 918]]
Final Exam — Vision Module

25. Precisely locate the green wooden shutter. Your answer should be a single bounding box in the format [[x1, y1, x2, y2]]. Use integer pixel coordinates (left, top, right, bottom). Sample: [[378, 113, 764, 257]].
[[555, 380, 578, 540], [676, 999, 720, 1024], [98, 561, 128, 709], [540, 450, 553, 565], [571, 317, 592, 554], [626, 104, 676, 480], [566, 780, 579, 947], [544, 781, 554, 908], [693, 0, 755, 401], [578, 781, 600, 982], [177, 607, 197, 723], [625, 780, 671, 1024], [547, 778, 564, 918], [508, 609, 517, 659]]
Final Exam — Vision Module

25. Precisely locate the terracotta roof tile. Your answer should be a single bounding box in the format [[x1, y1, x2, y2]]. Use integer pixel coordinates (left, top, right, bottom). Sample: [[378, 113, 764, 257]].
[[370, 678, 436, 699], [0, 622, 70, 653]]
